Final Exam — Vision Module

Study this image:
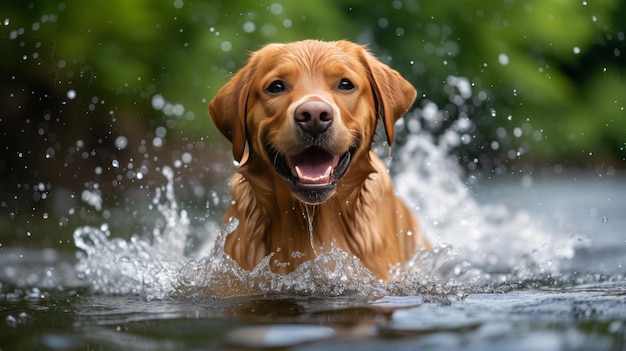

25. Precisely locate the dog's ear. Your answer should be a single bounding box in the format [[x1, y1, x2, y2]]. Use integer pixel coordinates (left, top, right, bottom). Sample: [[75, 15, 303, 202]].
[[362, 49, 417, 146], [209, 58, 257, 163]]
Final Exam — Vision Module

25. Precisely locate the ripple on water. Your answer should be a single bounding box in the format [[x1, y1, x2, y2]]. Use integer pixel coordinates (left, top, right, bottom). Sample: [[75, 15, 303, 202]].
[[227, 325, 336, 348]]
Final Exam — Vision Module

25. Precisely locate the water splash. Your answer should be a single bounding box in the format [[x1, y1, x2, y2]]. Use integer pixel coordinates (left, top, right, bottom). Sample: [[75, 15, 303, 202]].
[[392, 108, 583, 286], [175, 232, 387, 299], [74, 167, 190, 299], [73, 124, 585, 300]]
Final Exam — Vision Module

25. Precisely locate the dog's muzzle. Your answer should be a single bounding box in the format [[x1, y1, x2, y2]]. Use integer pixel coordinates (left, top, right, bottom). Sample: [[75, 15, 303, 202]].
[[265, 145, 354, 204]]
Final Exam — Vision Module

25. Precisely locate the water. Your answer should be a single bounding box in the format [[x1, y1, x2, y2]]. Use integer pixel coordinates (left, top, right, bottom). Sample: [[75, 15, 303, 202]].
[[67, 129, 581, 300], [2, 119, 625, 349]]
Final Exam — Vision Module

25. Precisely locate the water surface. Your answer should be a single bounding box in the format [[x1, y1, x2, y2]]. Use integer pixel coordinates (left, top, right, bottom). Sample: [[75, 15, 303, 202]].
[[2, 171, 625, 350]]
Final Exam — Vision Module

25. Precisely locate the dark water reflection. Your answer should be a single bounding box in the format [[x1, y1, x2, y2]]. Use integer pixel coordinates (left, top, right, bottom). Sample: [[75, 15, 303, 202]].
[[2, 287, 625, 350], [1, 175, 626, 350]]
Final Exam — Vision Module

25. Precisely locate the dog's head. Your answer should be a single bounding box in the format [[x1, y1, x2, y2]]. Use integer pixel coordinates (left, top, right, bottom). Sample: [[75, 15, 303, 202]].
[[209, 40, 416, 204]]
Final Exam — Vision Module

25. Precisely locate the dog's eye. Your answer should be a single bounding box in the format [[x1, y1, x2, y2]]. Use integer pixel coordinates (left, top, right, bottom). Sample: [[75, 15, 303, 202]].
[[266, 80, 286, 94], [338, 78, 355, 91]]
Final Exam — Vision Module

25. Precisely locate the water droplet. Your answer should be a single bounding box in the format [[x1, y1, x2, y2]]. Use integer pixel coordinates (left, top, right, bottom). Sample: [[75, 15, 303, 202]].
[[243, 21, 256, 33], [181, 152, 192, 164], [152, 137, 164, 148], [155, 126, 167, 138], [45, 147, 55, 159], [152, 94, 165, 110], [220, 41, 232, 52], [114, 135, 128, 150], [6, 315, 17, 327], [269, 3, 283, 15], [66, 89, 76, 100], [498, 53, 509, 65]]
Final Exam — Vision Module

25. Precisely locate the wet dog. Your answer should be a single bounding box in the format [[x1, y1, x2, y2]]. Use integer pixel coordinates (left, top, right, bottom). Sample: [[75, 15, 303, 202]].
[[209, 40, 429, 281]]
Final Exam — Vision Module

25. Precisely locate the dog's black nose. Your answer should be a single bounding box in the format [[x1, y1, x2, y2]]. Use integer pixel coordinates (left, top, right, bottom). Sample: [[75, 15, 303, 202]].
[[294, 101, 333, 136]]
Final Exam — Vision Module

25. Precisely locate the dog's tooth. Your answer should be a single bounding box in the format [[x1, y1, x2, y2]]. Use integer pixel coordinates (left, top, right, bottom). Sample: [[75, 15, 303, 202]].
[[295, 166, 304, 179], [324, 166, 332, 178], [294, 165, 333, 182]]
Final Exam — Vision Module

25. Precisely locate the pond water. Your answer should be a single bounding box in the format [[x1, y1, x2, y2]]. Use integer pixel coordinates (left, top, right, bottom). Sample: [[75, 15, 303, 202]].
[[1, 125, 625, 350]]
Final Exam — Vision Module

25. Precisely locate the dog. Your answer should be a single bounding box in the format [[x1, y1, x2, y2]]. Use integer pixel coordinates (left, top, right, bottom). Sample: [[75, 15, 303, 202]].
[[209, 40, 430, 281]]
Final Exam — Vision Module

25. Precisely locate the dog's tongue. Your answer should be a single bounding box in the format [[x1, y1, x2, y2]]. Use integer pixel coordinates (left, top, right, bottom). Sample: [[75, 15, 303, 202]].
[[289, 148, 339, 185]]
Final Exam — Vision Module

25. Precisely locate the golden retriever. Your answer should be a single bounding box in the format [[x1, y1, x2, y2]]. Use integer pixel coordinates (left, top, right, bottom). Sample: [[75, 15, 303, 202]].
[[209, 40, 430, 281]]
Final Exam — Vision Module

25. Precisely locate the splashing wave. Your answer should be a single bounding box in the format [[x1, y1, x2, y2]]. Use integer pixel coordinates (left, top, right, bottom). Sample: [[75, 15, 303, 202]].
[[72, 130, 584, 300]]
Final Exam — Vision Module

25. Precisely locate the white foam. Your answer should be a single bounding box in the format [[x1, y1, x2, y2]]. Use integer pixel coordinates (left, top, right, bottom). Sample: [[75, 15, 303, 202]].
[[73, 129, 582, 300], [393, 129, 577, 285], [74, 166, 190, 299]]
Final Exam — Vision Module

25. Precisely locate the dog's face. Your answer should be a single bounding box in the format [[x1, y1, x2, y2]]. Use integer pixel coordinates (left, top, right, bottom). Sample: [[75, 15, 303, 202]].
[[210, 40, 416, 204]]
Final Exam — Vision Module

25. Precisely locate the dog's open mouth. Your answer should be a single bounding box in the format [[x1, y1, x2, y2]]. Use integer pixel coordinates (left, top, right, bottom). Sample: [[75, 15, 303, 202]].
[[266, 145, 353, 204]]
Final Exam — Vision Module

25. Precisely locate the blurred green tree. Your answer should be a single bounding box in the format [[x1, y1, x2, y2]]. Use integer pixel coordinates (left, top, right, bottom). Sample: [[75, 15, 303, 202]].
[[0, 0, 355, 212], [1, 0, 625, 211], [339, 0, 625, 171]]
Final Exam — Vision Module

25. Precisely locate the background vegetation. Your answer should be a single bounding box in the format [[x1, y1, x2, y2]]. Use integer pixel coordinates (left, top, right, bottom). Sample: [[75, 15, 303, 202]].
[[2, 0, 625, 218]]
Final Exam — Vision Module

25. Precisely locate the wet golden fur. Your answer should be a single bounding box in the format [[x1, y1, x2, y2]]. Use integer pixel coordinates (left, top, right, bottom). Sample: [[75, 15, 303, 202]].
[[209, 40, 430, 281]]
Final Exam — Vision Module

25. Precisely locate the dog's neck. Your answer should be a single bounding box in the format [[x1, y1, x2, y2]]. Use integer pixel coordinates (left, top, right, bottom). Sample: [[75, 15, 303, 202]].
[[228, 152, 382, 273]]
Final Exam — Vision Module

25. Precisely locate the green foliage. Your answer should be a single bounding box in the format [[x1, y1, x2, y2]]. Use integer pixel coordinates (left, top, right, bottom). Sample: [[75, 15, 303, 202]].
[[2, 0, 353, 130], [338, 0, 625, 167], [2, 0, 625, 168]]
